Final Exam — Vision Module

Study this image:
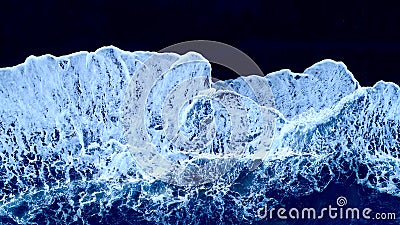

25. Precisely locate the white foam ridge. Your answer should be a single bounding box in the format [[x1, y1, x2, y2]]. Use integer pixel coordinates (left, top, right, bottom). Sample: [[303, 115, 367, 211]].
[[0, 46, 399, 224]]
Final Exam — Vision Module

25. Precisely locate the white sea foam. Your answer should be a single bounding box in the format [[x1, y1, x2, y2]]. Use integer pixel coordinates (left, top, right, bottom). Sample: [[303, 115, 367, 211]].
[[0, 46, 399, 224]]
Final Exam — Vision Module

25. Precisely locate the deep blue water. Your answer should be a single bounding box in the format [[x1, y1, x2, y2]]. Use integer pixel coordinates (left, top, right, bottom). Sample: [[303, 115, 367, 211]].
[[1, 47, 399, 224]]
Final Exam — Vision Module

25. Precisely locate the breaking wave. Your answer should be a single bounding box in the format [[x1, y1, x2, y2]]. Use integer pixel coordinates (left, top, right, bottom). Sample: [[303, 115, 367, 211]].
[[0, 47, 399, 224]]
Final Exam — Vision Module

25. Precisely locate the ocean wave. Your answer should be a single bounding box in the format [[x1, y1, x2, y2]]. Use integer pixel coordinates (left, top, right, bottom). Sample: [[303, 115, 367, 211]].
[[0, 46, 399, 224]]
